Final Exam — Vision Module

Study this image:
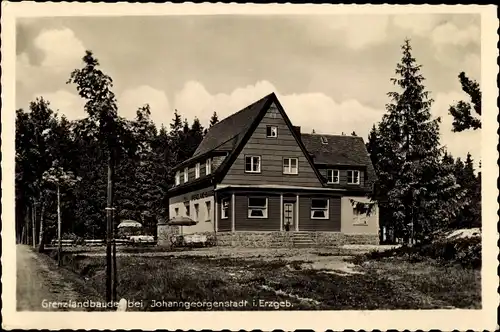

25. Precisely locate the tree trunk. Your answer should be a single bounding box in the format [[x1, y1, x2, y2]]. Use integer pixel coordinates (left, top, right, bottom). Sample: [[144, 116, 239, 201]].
[[38, 202, 46, 253], [32, 201, 37, 248], [25, 205, 30, 244]]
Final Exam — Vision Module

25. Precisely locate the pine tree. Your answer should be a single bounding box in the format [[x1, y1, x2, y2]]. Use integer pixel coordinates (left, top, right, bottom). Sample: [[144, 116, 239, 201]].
[[448, 72, 481, 132], [452, 153, 481, 228], [186, 117, 204, 158], [209, 112, 219, 127], [370, 39, 464, 243]]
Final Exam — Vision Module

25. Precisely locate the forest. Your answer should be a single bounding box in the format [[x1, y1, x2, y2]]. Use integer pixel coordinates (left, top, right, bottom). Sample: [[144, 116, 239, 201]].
[[15, 40, 481, 249]]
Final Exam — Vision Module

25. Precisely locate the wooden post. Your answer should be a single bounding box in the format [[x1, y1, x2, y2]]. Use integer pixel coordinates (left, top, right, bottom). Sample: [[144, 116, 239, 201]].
[[57, 184, 62, 266], [280, 195, 283, 232], [231, 193, 235, 232], [295, 195, 299, 232]]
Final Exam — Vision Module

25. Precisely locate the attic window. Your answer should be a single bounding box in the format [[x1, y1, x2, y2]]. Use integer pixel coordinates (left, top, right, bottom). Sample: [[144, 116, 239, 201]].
[[266, 126, 278, 138], [321, 136, 328, 145]]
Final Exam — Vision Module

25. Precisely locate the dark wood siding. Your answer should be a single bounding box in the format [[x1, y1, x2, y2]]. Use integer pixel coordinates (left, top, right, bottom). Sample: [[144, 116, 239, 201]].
[[319, 168, 366, 187], [234, 194, 280, 231], [222, 103, 322, 187], [299, 196, 341, 231], [217, 195, 232, 232], [179, 158, 214, 186]]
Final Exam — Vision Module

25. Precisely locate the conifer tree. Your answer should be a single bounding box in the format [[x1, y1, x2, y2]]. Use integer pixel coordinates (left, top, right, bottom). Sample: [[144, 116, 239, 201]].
[[209, 112, 219, 127], [448, 72, 481, 132], [369, 39, 464, 243]]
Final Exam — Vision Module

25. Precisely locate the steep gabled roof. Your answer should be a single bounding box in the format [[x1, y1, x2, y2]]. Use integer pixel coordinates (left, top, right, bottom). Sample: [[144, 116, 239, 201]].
[[300, 133, 377, 187], [193, 94, 273, 157], [169, 93, 324, 193], [173, 94, 273, 170]]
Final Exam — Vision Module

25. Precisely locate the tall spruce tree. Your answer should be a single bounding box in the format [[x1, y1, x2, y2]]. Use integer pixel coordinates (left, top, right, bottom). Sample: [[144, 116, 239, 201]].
[[369, 39, 463, 243]]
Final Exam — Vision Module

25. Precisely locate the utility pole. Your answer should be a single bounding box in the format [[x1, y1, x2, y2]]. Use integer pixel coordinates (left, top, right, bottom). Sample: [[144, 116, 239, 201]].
[[105, 150, 115, 303], [57, 183, 62, 266], [112, 207, 117, 303]]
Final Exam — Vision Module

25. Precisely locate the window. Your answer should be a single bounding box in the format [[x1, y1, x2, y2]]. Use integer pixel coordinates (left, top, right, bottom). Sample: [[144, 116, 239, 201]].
[[205, 201, 211, 222], [174, 207, 179, 217], [311, 198, 329, 219], [327, 169, 339, 184], [194, 203, 199, 221], [321, 136, 328, 145], [195, 163, 200, 179], [353, 205, 369, 225], [206, 159, 212, 175], [245, 156, 261, 173], [248, 197, 268, 218], [184, 202, 190, 217], [266, 126, 278, 138], [184, 167, 189, 182], [347, 170, 360, 184], [175, 171, 180, 186], [221, 198, 229, 219], [283, 158, 298, 174]]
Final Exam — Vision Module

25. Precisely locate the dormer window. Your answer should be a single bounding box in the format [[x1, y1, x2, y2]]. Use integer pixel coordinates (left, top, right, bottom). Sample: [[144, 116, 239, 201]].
[[347, 170, 360, 184], [175, 171, 180, 186], [184, 167, 189, 182], [321, 136, 328, 145], [206, 159, 212, 175], [327, 169, 339, 184], [195, 163, 200, 179], [266, 126, 278, 138]]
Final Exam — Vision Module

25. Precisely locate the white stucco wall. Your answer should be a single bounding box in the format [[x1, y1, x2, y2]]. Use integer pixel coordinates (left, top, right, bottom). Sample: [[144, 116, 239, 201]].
[[169, 187, 215, 235], [340, 196, 379, 235]]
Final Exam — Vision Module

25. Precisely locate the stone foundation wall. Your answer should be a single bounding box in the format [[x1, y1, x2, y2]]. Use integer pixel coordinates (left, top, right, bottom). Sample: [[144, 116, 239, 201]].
[[216, 232, 294, 247], [216, 232, 379, 247]]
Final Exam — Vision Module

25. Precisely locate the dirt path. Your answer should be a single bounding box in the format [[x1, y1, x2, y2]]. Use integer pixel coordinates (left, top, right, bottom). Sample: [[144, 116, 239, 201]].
[[16, 245, 105, 311]]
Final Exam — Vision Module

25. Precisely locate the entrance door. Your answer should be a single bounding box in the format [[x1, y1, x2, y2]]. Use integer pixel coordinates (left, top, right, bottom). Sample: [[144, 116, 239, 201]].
[[283, 202, 295, 231]]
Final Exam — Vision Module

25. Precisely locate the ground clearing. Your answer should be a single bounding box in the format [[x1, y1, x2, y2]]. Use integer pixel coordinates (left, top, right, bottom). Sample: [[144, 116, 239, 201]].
[[53, 246, 480, 311]]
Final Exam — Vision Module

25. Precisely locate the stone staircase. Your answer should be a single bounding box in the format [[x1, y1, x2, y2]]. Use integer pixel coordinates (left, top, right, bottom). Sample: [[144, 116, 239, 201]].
[[291, 232, 316, 247]]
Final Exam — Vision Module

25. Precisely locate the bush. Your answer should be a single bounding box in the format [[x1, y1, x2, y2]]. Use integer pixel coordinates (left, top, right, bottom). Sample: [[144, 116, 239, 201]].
[[356, 236, 481, 269], [61, 232, 85, 245]]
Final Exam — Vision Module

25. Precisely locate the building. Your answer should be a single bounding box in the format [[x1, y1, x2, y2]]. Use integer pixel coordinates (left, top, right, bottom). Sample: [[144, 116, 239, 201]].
[[165, 93, 379, 246]]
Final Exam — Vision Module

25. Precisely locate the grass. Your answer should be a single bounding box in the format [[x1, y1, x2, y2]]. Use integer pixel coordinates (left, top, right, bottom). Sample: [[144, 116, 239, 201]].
[[51, 251, 481, 311], [357, 258, 481, 308]]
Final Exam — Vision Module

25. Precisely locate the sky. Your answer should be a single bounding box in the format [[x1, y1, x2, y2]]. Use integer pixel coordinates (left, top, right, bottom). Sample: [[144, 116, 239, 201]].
[[16, 13, 481, 166]]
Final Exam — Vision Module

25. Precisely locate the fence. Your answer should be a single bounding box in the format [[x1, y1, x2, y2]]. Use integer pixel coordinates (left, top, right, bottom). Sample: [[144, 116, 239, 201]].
[[49, 238, 152, 247]]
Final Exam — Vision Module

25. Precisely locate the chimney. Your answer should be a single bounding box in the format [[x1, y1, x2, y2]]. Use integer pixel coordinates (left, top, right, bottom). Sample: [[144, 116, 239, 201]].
[[293, 126, 301, 136]]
